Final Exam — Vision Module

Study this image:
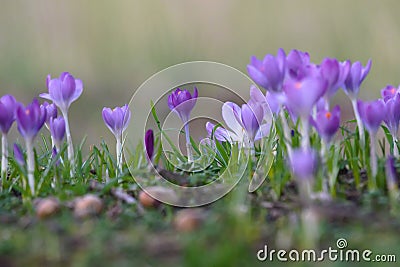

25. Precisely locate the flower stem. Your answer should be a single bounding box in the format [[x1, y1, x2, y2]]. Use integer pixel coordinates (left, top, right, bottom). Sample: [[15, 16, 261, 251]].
[[370, 132, 377, 188], [320, 140, 329, 194], [116, 135, 122, 173], [279, 108, 292, 157], [25, 138, 35, 196], [300, 116, 310, 150], [351, 98, 364, 145], [393, 135, 399, 157], [184, 123, 193, 162], [1, 134, 8, 190], [61, 110, 74, 175]]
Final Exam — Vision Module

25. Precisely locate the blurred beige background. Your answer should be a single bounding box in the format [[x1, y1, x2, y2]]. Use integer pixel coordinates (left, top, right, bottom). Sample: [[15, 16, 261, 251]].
[[1, 0, 399, 150]]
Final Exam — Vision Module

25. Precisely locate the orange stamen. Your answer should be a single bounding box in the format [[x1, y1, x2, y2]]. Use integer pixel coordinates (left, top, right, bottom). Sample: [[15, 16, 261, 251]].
[[325, 112, 332, 119], [295, 82, 302, 89]]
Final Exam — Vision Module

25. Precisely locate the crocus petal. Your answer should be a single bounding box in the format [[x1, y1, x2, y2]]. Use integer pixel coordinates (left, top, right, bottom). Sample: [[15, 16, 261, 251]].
[[222, 102, 243, 136], [206, 122, 232, 142]]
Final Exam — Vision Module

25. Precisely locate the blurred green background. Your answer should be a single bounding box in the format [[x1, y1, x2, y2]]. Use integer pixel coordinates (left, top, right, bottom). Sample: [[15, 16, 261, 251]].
[[1, 0, 399, 149]]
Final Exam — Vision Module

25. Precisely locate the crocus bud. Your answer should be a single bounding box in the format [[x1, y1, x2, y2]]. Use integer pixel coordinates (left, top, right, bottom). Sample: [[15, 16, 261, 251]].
[[41, 101, 58, 124], [167, 87, 198, 123], [50, 117, 66, 146], [145, 129, 154, 162]]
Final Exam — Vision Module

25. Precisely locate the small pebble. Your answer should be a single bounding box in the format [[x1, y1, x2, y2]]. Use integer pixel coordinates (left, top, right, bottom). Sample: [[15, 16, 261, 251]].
[[36, 198, 60, 219], [174, 208, 205, 232], [139, 186, 178, 208], [74, 194, 103, 218]]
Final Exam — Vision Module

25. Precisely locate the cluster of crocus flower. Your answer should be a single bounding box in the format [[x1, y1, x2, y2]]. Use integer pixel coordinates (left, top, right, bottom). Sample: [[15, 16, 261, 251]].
[[245, 48, 372, 190], [0, 72, 81, 195]]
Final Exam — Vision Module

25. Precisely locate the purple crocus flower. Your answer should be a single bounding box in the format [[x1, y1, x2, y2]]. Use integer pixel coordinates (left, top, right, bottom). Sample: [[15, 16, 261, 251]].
[[343, 59, 372, 99], [283, 76, 327, 118], [381, 92, 400, 156], [289, 148, 318, 180], [40, 72, 83, 114], [16, 99, 46, 140], [102, 104, 131, 170], [50, 117, 66, 151], [0, 94, 18, 182], [381, 85, 399, 101], [247, 48, 286, 92], [0, 95, 18, 134], [383, 93, 400, 136], [320, 58, 350, 101], [236, 103, 264, 143], [168, 87, 198, 162], [41, 101, 58, 125], [144, 129, 154, 162], [167, 87, 198, 123], [283, 76, 327, 149], [40, 72, 83, 167], [311, 106, 341, 144], [13, 143, 25, 166], [102, 104, 131, 139], [286, 49, 311, 80], [358, 99, 385, 178], [288, 148, 318, 201], [16, 98, 47, 195], [357, 99, 385, 134], [209, 102, 245, 143], [206, 100, 269, 145]]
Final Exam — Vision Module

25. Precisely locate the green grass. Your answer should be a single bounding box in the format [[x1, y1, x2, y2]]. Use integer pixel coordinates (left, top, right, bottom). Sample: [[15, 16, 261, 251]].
[[1, 112, 400, 267]]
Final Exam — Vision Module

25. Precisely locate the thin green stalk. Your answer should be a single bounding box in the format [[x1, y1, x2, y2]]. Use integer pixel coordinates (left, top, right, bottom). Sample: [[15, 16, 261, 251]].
[[351, 98, 364, 145], [61, 110, 74, 175], [185, 124, 193, 162], [116, 134, 122, 173], [1, 134, 8, 189], [278, 108, 292, 157], [369, 132, 377, 189], [25, 138, 35, 196], [300, 116, 310, 150], [393, 135, 399, 157]]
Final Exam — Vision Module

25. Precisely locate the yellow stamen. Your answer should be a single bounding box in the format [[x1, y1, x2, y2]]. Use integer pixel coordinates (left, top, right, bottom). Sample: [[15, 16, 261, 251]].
[[391, 87, 396, 94], [295, 82, 302, 89]]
